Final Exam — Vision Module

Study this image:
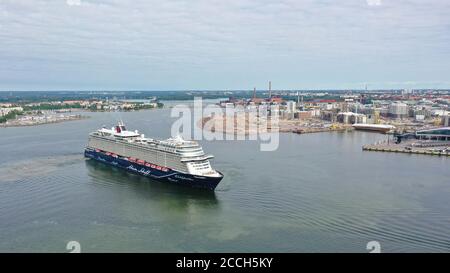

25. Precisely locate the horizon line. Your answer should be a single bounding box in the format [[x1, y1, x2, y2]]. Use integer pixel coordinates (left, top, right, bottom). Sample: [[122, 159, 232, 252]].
[[1, 88, 450, 92]]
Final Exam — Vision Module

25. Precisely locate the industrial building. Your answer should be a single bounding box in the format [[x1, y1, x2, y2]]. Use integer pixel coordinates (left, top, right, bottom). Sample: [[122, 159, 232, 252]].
[[388, 102, 409, 119], [337, 112, 367, 124], [416, 127, 450, 141], [286, 101, 296, 113], [442, 115, 450, 127]]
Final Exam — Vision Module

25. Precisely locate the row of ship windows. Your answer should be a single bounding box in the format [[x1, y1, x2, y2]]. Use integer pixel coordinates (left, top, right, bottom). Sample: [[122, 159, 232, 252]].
[[192, 162, 210, 170], [177, 147, 203, 152], [194, 166, 210, 169], [192, 162, 209, 166], [177, 151, 204, 155]]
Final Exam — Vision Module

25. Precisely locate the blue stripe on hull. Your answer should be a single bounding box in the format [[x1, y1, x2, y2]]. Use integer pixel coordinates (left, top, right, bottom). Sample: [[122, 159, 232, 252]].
[[84, 149, 223, 190]]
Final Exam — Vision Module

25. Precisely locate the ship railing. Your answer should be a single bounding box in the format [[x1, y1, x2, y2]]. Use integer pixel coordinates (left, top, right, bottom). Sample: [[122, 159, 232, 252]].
[[180, 154, 214, 162]]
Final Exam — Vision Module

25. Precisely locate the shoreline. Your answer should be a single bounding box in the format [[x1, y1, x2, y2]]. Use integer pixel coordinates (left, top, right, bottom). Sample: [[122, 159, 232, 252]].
[[363, 139, 450, 157], [0, 115, 89, 128], [0, 107, 163, 128]]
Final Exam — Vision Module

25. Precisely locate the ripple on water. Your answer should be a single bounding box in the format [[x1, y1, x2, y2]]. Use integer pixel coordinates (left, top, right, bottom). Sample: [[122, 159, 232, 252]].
[[0, 154, 85, 224], [1, 122, 449, 252], [0, 154, 83, 183], [213, 164, 450, 252]]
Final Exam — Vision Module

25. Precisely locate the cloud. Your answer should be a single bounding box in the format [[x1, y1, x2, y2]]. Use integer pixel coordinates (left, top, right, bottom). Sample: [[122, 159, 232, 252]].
[[0, 0, 449, 90], [366, 0, 382, 6], [66, 0, 81, 6]]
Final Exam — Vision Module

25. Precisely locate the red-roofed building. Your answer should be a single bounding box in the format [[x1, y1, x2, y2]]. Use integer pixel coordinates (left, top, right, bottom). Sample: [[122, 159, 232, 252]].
[[268, 96, 283, 104]]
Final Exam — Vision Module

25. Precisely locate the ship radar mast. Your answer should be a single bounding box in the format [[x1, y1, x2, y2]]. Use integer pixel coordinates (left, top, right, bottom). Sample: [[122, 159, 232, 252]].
[[115, 120, 127, 133]]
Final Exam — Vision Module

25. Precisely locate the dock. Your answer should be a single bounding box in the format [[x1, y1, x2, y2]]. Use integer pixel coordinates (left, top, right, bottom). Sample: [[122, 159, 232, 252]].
[[363, 140, 450, 157]]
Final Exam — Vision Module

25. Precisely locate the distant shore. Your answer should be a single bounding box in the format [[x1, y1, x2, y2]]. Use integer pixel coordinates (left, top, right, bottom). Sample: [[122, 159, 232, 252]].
[[0, 114, 88, 128]]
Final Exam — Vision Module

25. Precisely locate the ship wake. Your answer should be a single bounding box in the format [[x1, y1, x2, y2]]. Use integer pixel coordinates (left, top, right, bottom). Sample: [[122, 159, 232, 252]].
[[0, 154, 83, 182]]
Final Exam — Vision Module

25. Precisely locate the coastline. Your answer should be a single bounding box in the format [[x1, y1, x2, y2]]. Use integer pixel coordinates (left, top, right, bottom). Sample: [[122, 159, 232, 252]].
[[0, 107, 163, 128], [0, 114, 89, 128]]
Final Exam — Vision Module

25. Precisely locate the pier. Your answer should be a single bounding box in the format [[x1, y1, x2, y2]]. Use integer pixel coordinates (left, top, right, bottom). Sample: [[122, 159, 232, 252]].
[[363, 140, 450, 157]]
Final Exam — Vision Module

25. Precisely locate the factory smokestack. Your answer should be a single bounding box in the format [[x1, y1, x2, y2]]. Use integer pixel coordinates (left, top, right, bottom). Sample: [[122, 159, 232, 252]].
[[269, 81, 272, 98]]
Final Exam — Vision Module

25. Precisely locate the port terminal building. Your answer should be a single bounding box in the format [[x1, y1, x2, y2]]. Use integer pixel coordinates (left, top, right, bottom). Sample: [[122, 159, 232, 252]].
[[416, 127, 450, 141]]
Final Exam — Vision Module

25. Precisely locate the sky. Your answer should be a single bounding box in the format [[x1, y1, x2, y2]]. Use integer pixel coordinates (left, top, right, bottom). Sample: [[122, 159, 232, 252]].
[[0, 0, 449, 91]]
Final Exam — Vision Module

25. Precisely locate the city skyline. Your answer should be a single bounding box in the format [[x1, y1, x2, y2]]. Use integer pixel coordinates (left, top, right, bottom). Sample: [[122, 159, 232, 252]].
[[1, 0, 450, 91]]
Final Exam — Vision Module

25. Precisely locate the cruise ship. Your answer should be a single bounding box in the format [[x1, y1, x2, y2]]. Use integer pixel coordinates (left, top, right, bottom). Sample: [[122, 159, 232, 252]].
[[85, 122, 224, 190]]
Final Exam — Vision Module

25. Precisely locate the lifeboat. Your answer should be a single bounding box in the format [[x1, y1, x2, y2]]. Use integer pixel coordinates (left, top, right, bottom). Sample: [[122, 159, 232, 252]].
[[137, 159, 145, 165]]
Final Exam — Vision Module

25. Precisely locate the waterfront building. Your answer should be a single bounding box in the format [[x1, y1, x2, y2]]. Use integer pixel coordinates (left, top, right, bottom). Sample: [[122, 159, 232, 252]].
[[315, 99, 337, 110], [320, 110, 337, 122], [337, 112, 367, 124], [281, 110, 295, 120], [349, 102, 364, 113], [413, 108, 432, 119], [296, 110, 313, 120], [415, 127, 450, 141], [388, 102, 409, 119], [286, 101, 296, 113], [442, 115, 450, 127]]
